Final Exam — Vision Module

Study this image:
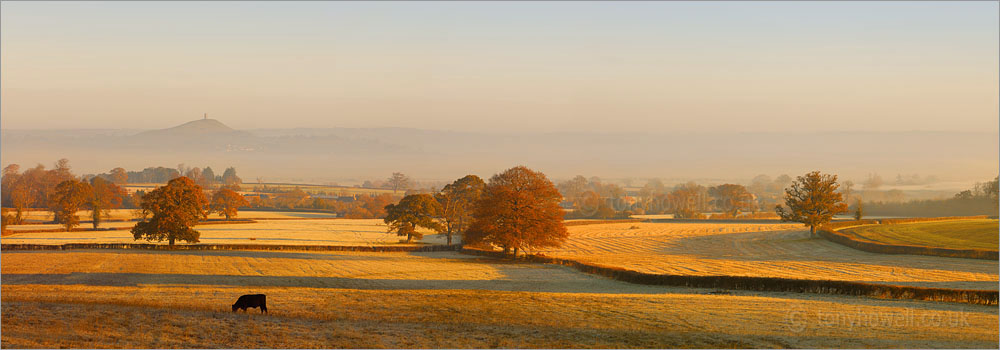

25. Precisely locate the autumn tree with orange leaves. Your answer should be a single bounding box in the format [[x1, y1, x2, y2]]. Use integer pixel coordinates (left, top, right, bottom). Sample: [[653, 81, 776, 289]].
[[210, 187, 249, 221], [49, 179, 92, 232], [775, 171, 849, 237], [467, 166, 568, 257], [131, 177, 208, 246], [86, 177, 125, 229]]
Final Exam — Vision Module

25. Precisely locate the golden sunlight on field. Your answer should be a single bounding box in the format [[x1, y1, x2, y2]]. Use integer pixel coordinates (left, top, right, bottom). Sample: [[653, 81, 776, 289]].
[[3, 217, 447, 245], [2, 250, 997, 348], [540, 223, 999, 290]]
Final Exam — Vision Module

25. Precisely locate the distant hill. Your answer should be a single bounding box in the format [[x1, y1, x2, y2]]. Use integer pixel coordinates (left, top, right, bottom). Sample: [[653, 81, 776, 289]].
[[1, 119, 997, 188], [135, 118, 249, 138]]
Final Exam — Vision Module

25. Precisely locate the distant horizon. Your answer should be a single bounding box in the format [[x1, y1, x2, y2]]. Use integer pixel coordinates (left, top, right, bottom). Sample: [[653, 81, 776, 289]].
[[2, 116, 997, 135]]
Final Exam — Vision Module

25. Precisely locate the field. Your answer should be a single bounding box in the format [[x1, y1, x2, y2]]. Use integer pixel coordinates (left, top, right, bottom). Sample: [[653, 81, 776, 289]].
[[8, 208, 338, 225], [3, 216, 447, 246], [2, 249, 997, 348], [839, 220, 999, 250], [537, 222, 998, 290]]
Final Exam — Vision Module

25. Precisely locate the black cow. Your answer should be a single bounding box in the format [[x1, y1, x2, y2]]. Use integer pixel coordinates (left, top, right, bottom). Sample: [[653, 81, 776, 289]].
[[232, 294, 267, 313]]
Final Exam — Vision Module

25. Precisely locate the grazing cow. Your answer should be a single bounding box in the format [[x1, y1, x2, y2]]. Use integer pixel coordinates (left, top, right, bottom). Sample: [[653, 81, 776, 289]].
[[232, 294, 267, 313]]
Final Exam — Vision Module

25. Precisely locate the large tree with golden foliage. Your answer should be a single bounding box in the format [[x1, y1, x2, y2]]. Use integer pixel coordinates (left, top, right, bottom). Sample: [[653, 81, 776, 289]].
[[49, 179, 92, 232], [467, 166, 568, 257], [131, 176, 208, 246], [383, 193, 443, 243], [210, 187, 249, 221], [435, 175, 485, 245], [708, 183, 755, 217], [775, 171, 848, 237], [86, 177, 125, 229]]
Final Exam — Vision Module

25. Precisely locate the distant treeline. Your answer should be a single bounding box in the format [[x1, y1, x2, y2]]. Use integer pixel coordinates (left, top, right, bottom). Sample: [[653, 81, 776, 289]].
[[860, 177, 998, 217], [863, 198, 997, 217]]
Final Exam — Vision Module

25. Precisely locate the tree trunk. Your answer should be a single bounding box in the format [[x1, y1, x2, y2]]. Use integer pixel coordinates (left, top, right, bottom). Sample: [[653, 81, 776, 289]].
[[502, 245, 510, 255], [169, 236, 175, 246], [225, 213, 231, 221], [446, 232, 452, 245], [809, 225, 816, 237], [92, 209, 99, 230], [513, 247, 519, 259], [14, 207, 23, 224], [406, 233, 412, 243]]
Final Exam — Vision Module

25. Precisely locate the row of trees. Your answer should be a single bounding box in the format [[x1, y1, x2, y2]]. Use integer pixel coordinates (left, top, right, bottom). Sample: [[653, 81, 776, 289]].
[[384, 166, 568, 255], [557, 176, 758, 219], [89, 164, 242, 188], [383, 169, 860, 251], [858, 176, 998, 217], [2, 159, 78, 224], [2, 160, 246, 226], [130, 178, 249, 244]]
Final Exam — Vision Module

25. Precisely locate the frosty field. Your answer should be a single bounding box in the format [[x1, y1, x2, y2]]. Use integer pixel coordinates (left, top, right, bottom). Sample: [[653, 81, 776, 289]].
[[541, 222, 998, 290], [2, 249, 997, 348]]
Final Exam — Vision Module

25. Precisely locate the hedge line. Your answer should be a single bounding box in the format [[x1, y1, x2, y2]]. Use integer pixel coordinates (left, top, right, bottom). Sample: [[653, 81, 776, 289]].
[[460, 248, 998, 306], [879, 215, 990, 225], [818, 216, 998, 260], [1, 243, 463, 252], [823, 219, 880, 229], [818, 228, 998, 260]]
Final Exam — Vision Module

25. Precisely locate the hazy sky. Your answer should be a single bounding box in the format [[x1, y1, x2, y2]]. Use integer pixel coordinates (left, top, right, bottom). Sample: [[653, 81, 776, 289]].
[[2, 1, 997, 133]]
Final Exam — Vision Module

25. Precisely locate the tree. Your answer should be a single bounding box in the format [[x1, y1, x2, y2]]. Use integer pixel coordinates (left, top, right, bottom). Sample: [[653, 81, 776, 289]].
[[840, 180, 855, 203], [185, 167, 203, 185], [221, 167, 242, 186], [467, 166, 568, 257], [202, 167, 217, 186], [109, 167, 128, 185], [210, 187, 249, 221], [708, 184, 754, 217], [557, 175, 589, 204], [383, 194, 443, 243], [131, 177, 208, 246], [387, 172, 410, 193], [49, 179, 92, 231], [863, 173, 883, 190], [639, 178, 667, 199], [669, 182, 708, 219], [2, 164, 27, 224], [775, 171, 849, 237], [854, 199, 864, 221], [434, 175, 485, 244], [275, 187, 309, 209], [86, 177, 125, 229]]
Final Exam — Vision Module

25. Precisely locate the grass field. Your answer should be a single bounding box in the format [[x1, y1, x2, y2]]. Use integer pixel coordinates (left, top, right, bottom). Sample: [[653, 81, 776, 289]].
[[537, 222, 998, 290], [2, 249, 996, 348], [839, 220, 999, 250], [2, 218, 447, 245]]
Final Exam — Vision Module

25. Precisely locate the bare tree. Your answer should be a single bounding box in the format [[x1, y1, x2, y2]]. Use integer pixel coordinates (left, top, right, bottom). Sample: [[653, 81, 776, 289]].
[[387, 172, 411, 194]]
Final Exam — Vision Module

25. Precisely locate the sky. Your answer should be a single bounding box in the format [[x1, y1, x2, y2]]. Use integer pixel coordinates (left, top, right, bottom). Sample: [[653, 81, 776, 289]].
[[1, 1, 998, 133]]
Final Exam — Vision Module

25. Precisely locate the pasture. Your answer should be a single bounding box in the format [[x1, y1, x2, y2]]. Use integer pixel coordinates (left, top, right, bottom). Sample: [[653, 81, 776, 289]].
[[9, 208, 339, 225], [538, 222, 999, 290], [2, 217, 447, 245], [839, 219, 999, 251], [2, 249, 997, 348]]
